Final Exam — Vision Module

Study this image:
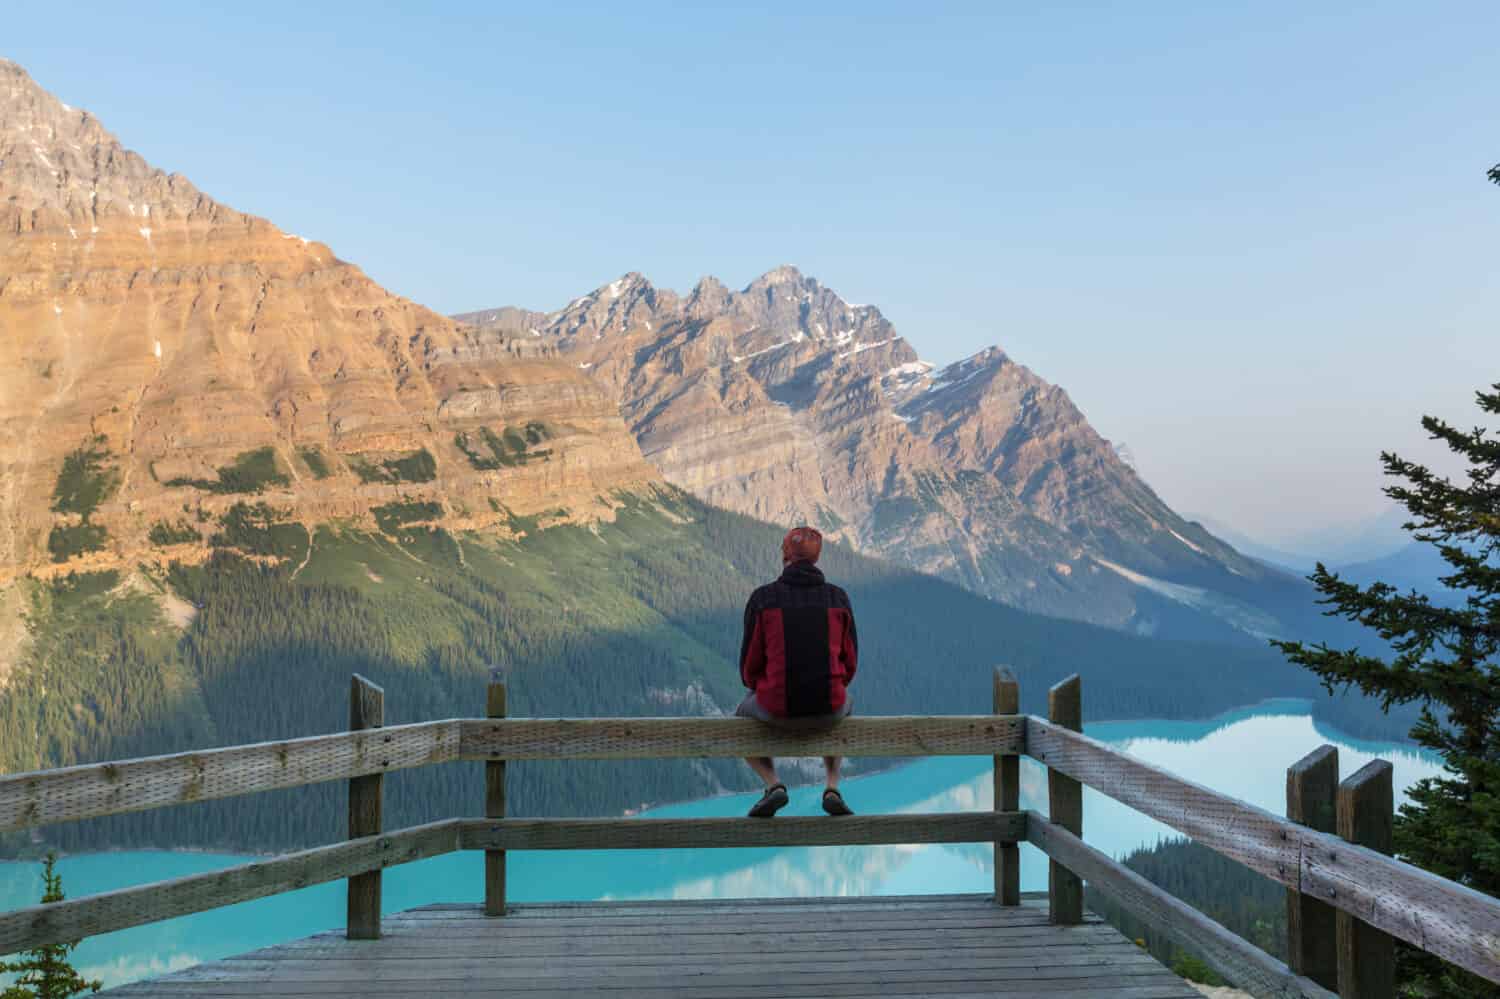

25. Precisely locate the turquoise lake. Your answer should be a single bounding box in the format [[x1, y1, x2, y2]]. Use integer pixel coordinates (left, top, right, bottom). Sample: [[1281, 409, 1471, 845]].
[[0, 699, 1441, 989]]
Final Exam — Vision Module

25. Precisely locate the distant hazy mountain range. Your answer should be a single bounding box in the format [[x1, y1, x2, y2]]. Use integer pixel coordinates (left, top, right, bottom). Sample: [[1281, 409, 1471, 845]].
[[1187, 508, 1412, 573], [456, 272, 1317, 640]]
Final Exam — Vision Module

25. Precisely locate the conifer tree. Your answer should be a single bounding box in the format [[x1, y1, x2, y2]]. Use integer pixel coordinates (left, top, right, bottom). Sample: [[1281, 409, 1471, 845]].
[[1273, 378, 1498, 997], [0, 854, 101, 998]]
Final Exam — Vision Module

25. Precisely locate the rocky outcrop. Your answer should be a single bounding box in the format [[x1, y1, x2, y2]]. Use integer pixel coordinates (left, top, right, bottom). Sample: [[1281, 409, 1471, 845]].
[[0, 59, 658, 582], [458, 268, 1282, 631]]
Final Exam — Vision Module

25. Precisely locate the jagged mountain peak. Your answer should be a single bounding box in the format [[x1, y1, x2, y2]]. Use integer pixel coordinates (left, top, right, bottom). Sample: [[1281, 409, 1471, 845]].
[[454, 262, 1272, 636], [745, 263, 807, 288], [0, 59, 221, 235]]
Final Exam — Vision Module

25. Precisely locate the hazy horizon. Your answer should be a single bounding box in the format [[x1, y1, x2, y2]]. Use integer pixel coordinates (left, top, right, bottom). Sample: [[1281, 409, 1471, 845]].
[[8, 1, 1497, 542]]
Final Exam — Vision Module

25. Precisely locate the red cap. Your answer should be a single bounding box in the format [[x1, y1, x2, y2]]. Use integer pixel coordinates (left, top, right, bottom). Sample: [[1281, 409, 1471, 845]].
[[781, 526, 823, 565]]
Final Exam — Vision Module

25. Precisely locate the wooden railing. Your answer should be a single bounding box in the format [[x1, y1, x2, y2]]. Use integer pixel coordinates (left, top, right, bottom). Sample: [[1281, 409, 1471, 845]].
[[0, 670, 1496, 999]]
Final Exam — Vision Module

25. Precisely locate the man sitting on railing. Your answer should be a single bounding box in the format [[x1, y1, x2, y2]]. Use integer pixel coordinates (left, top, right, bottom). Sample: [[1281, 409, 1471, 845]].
[[737, 525, 858, 818]]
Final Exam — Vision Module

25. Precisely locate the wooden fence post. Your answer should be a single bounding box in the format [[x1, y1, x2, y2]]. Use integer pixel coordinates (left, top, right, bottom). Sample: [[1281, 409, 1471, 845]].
[[1047, 674, 1083, 924], [1337, 760, 1394, 999], [1286, 744, 1339, 990], [346, 674, 384, 940], [994, 667, 1020, 906], [484, 670, 507, 917]]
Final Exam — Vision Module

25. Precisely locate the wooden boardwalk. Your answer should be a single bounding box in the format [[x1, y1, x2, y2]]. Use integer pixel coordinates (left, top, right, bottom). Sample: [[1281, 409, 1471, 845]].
[[13, 682, 1496, 997], [100, 895, 1200, 998]]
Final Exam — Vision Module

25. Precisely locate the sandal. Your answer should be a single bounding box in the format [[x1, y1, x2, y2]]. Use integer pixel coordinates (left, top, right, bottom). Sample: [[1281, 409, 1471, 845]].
[[748, 783, 789, 818], [822, 788, 854, 816]]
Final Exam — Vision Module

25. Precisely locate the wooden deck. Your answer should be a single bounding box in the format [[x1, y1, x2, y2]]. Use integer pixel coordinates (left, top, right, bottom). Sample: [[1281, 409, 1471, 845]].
[[101, 895, 1201, 998]]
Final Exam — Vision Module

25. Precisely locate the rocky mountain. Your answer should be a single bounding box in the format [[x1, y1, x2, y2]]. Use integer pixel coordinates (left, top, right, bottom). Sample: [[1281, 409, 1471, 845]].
[[0, 58, 657, 599], [457, 268, 1297, 636]]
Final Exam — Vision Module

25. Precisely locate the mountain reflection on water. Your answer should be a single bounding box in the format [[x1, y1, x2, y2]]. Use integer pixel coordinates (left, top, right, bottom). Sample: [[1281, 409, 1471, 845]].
[[0, 700, 1442, 989]]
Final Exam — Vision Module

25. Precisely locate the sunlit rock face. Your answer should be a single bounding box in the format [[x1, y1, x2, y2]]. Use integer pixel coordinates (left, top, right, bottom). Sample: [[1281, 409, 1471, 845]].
[[457, 268, 1274, 630], [0, 59, 659, 583]]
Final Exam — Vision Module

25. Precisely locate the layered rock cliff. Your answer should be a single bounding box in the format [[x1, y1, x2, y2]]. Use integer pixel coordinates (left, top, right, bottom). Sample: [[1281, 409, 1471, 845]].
[[0, 59, 658, 585], [457, 268, 1286, 633]]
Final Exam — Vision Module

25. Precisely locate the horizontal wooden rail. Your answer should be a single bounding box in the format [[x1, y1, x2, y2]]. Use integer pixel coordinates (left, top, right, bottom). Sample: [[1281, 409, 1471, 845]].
[[1026, 717, 1500, 985], [459, 812, 1024, 851], [1025, 812, 1335, 999], [0, 717, 1024, 833], [459, 715, 1026, 760], [0, 720, 462, 833], [0, 820, 463, 956]]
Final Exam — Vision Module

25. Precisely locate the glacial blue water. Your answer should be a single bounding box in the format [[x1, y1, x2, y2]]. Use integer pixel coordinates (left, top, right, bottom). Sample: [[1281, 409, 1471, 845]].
[[0, 699, 1441, 989]]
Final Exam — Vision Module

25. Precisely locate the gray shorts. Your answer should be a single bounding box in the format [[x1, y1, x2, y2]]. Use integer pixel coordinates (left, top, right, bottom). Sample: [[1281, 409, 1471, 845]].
[[735, 692, 852, 732]]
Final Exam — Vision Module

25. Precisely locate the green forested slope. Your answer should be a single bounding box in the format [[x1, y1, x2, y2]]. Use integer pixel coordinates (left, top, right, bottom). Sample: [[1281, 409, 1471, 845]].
[[0, 487, 1407, 854], [1088, 837, 1286, 984]]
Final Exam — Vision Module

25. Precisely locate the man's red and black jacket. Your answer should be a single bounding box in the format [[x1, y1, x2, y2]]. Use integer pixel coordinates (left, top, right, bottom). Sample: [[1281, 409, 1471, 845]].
[[739, 561, 858, 717]]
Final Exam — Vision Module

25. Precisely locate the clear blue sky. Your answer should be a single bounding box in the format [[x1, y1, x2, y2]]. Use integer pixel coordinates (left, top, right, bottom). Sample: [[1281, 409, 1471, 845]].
[[10, 2, 1498, 548]]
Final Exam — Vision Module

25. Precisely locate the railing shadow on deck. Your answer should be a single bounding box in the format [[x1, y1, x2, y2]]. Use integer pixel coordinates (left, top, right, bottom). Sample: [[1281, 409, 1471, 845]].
[[1, 669, 1496, 999]]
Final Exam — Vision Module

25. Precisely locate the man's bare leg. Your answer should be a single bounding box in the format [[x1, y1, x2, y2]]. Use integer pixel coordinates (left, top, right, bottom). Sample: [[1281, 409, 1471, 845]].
[[824, 756, 842, 790], [746, 756, 779, 787]]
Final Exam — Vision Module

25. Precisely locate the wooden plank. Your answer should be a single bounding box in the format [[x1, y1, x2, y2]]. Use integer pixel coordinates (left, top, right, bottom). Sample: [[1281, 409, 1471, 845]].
[[105, 974, 1202, 999], [234, 933, 1135, 961], [484, 673, 506, 917], [1026, 811, 1336, 999], [993, 666, 1021, 906], [0, 719, 461, 832], [1047, 675, 1084, 924], [457, 715, 1025, 760], [0, 715, 1020, 834], [110, 951, 1182, 981], [364, 918, 1071, 945], [1335, 760, 1394, 999], [181, 948, 1164, 976], [458, 812, 1025, 851], [268, 926, 1124, 956], [403, 892, 1048, 914], [1286, 744, 1339, 990], [346, 674, 384, 940], [0, 820, 462, 955], [1027, 716, 1500, 985]]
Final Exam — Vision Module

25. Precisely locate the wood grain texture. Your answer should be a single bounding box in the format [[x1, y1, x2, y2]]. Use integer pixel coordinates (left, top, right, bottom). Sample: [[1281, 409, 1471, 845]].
[[1287, 744, 1339, 990], [1047, 675, 1084, 925], [484, 674, 506, 918], [97, 895, 1202, 999], [458, 715, 1025, 760], [0, 719, 461, 831], [1026, 811, 1336, 999], [1027, 717, 1500, 985], [1334, 760, 1393, 999], [994, 667, 1021, 906], [0, 821, 462, 955], [346, 674, 384, 941], [1027, 716, 1304, 887], [0, 717, 1021, 833], [458, 812, 1026, 851]]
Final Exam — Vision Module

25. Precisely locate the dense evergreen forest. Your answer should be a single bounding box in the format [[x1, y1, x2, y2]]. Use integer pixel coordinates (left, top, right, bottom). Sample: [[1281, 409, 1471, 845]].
[[1088, 836, 1286, 984], [0, 488, 1414, 855]]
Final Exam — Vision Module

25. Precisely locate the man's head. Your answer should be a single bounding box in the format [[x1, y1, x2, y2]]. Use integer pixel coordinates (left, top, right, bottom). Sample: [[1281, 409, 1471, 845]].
[[782, 526, 823, 566]]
